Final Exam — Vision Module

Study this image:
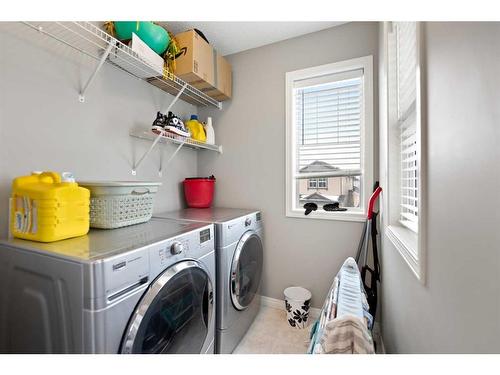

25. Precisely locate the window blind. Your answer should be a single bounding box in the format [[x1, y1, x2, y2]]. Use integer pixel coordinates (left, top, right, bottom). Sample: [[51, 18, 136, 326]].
[[395, 22, 418, 233], [294, 71, 363, 179]]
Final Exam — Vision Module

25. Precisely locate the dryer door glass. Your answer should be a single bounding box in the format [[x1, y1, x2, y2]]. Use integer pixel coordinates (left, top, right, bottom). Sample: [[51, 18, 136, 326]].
[[121, 260, 214, 354], [230, 231, 263, 311]]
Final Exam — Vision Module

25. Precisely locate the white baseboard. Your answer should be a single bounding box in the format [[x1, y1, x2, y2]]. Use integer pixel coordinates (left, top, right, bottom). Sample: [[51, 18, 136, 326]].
[[371, 322, 386, 354], [260, 295, 321, 320], [379, 335, 386, 354]]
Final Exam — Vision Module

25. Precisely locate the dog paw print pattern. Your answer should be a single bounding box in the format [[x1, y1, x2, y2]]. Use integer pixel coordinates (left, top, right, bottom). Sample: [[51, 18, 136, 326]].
[[284, 287, 312, 329]]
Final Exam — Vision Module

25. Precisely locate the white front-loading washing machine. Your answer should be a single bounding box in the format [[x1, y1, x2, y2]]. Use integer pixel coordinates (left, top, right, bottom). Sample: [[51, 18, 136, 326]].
[[0, 218, 216, 354], [154, 208, 264, 354]]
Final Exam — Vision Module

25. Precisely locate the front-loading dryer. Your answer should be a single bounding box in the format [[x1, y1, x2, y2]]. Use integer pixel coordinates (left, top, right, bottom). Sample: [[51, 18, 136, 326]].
[[0, 218, 215, 354], [154, 208, 264, 354]]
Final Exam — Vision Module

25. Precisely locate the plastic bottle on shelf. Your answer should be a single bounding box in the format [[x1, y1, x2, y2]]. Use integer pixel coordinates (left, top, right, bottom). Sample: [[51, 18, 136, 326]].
[[185, 115, 207, 143], [204, 117, 215, 145]]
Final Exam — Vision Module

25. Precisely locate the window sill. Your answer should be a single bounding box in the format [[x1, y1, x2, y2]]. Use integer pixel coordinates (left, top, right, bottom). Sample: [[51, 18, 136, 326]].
[[286, 210, 366, 223], [385, 224, 423, 282]]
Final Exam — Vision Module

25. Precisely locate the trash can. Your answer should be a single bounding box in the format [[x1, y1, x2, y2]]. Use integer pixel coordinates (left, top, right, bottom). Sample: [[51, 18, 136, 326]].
[[284, 287, 312, 329]]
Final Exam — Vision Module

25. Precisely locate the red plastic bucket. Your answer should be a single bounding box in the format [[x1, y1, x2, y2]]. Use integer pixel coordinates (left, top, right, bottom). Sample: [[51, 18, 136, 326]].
[[183, 176, 216, 208]]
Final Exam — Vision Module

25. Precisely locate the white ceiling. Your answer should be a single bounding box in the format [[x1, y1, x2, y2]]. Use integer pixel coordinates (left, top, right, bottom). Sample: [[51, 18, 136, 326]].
[[158, 22, 345, 56]]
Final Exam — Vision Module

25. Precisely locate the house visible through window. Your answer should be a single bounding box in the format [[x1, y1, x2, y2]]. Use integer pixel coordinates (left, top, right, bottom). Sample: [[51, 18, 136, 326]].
[[286, 56, 373, 220]]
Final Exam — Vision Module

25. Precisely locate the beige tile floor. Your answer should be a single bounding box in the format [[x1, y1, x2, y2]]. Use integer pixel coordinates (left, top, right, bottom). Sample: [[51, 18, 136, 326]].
[[233, 306, 312, 354], [233, 305, 384, 354]]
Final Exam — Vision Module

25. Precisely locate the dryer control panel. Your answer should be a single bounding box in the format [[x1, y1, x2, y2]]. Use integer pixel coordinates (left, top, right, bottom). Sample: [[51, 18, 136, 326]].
[[218, 212, 263, 247]]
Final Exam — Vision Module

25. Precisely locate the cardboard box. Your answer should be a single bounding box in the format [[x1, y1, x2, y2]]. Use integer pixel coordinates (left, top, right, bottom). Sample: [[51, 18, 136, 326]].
[[203, 52, 232, 101], [173, 30, 214, 88]]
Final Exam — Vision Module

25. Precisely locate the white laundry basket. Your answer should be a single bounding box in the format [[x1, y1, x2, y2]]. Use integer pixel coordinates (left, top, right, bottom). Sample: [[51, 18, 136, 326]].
[[284, 287, 312, 329], [79, 181, 161, 229]]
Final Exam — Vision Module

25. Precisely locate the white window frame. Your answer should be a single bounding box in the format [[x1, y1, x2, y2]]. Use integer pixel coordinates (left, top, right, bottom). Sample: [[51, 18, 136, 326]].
[[285, 56, 374, 222], [382, 22, 426, 283]]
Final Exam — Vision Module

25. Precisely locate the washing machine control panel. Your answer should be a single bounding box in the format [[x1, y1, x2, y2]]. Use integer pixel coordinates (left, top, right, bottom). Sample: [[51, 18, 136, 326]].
[[158, 238, 190, 264], [170, 241, 184, 255], [155, 224, 214, 267], [100, 224, 214, 304], [199, 228, 211, 243]]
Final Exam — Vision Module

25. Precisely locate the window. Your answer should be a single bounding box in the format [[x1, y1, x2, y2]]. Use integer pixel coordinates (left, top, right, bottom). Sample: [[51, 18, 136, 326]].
[[308, 178, 328, 190], [396, 22, 418, 233], [286, 56, 373, 221], [384, 22, 425, 281], [318, 178, 327, 189]]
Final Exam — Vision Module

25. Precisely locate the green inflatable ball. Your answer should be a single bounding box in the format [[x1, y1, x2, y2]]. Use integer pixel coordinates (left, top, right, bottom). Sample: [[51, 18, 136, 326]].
[[113, 21, 139, 41], [113, 21, 169, 55], [137, 22, 170, 55]]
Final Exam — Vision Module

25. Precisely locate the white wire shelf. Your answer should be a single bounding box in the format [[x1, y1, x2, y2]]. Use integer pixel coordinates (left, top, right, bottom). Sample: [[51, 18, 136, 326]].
[[130, 129, 223, 153], [22, 21, 222, 109]]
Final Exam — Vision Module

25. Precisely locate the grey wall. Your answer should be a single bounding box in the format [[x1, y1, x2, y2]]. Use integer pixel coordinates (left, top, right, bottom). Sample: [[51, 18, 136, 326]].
[[0, 23, 198, 237], [199, 22, 379, 307], [379, 22, 500, 353]]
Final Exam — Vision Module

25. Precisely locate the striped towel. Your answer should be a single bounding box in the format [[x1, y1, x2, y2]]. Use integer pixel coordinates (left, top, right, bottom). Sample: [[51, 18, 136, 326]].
[[317, 315, 375, 354]]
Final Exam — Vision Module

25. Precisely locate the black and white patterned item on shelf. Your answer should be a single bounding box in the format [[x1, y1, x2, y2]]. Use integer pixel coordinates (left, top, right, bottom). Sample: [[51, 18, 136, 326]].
[[284, 286, 312, 329]]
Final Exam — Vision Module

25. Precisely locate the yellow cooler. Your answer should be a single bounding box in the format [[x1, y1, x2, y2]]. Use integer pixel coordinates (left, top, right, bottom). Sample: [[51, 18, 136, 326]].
[[10, 171, 90, 242]]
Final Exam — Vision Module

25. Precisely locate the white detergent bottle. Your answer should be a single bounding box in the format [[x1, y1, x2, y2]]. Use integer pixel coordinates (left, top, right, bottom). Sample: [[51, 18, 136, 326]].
[[204, 117, 215, 145]]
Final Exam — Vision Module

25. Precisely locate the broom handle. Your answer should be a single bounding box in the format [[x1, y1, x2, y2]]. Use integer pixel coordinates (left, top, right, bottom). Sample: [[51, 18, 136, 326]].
[[367, 186, 382, 220]]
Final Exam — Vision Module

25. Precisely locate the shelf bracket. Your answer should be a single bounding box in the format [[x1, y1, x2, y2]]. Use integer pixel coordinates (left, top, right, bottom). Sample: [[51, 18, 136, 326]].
[[158, 142, 164, 177], [164, 83, 188, 113], [132, 131, 186, 176], [132, 131, 164, 175], [131, 83, 189, 175], [159, 140, 185, 177], [79, 42, 114, 103]]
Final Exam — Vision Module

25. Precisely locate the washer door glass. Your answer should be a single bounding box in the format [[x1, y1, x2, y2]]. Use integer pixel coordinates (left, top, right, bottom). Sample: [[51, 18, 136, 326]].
[[230, 231, 263, 311], [121, 260, 213, 354]]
